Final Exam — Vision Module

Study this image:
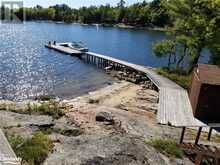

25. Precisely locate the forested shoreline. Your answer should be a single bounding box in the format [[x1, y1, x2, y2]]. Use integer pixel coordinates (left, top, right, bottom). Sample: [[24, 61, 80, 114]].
[[1, 0, 220, 72], [10, 0, 170, 28]]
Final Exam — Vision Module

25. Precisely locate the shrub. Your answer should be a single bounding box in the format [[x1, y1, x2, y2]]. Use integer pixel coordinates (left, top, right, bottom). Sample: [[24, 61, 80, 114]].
[[7, 132, 53, 165], [88, 98, 99, 104], [156, 68, 191, 89], [0, 102, 17, 112], [147, 139, 184, 158], [0, 101, 65, 119], [38, 127, 83, 137], [26, 101, 65, 119], [35, 95, 56, 101], [0, 103, 7, 110]]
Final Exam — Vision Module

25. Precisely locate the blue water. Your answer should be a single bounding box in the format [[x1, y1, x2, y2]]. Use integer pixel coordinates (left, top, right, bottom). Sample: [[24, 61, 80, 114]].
[[0, 22, 199, 101]]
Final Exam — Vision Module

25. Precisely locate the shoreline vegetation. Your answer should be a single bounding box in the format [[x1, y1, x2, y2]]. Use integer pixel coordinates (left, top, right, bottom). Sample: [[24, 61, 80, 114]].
[[156, 68, 191, 89], [7, 0, 171, 32], [34, 20, 169, 32]]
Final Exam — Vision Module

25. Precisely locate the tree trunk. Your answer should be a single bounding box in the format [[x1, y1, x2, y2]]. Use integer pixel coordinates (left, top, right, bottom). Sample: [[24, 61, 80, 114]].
[[188, 47, 202, 73], [168, 54, 171, 69], [177, 46, 187, 68]]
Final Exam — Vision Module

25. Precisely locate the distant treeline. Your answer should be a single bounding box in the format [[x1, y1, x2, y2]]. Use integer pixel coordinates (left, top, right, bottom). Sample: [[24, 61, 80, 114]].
[[10, 0, 170, 27], [2, 0, 219, 70]]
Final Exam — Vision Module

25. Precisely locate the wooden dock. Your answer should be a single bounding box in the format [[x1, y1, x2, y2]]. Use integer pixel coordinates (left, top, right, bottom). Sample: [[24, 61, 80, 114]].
[[45, 43, 83, 56], [0, 129, 21, 164], [84, 52, 207, 127], [44, 43, 207, 128]]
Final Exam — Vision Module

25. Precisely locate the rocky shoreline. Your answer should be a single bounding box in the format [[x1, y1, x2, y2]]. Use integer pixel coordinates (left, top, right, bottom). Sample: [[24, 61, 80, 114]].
[[0, 69, 218, 164]]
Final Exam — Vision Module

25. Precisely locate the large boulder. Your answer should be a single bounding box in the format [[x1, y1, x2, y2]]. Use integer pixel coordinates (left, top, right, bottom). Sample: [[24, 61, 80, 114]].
[[96, 112, 114, 123]]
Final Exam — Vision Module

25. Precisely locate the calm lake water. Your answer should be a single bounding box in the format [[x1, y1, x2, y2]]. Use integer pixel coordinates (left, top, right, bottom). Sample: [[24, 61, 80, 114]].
[[0, 22, 172, 101]]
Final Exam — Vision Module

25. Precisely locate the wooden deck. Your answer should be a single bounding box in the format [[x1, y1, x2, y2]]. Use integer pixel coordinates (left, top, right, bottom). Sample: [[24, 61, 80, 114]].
[[85, 52, 207, 127], [0, 129, 21, 164], [45, 43, 83, 56]]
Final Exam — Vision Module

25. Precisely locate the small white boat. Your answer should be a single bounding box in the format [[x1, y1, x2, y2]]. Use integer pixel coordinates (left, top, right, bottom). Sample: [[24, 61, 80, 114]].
[[59, 42, 89, 52]]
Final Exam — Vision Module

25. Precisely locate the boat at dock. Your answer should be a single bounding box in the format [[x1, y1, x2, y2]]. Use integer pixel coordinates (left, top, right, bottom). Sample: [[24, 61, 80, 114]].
[[45, 41, 85, 56], [59, 42, 89, 52]]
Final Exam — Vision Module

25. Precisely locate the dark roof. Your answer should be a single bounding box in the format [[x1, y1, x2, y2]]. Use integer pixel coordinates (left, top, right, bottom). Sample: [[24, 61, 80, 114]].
[[195, 64, 220, 85]]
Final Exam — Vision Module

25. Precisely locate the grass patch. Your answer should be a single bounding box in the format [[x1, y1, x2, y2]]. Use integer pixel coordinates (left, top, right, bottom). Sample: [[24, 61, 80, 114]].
[[156, 68, 191, 89], [0, 101, 65, 119], [6, 132, 53, 165], [39, 126, 83, 137], [88, 98, 100, 104], [211, 134, 220, 143], [35, 95, 56, 101], [26, 101, 65, 119], [0, 102, 17, 112], [147, 139, 184, 158]]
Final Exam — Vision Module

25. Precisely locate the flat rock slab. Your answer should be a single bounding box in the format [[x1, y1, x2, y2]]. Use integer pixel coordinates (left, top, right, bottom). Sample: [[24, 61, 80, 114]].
[[44, 134, 167, 165], [0, 111, 53, 128]]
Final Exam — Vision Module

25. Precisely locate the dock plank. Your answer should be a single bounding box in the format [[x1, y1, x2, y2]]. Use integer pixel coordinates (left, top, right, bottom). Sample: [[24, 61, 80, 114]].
[[158, 88, 206, 127]]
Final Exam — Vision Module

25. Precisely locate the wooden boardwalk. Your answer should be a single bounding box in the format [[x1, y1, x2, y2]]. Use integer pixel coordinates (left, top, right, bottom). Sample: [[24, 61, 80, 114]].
[[85, 52, 207, 127], [44, 43, 207, 127], [0, 129, 21, 164]]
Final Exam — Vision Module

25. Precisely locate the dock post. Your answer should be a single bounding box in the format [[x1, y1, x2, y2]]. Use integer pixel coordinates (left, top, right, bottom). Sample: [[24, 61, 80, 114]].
[[100, 58, 102, 68], [97, 58, 100, 67], [103, 60, 105, 68], [179, 127, 186, 144], [116, 63, 119, 70], [195, 127, 202, 145], [207, 127, 213, 141], [119, 64, 122, 70], [104, 60, 106, 68], [101, 58, 104, 68], [87, 54, 89, 63], [86, 54, 88, 62], [87, 55, 89, 63], [92, 56, 94, 64]]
